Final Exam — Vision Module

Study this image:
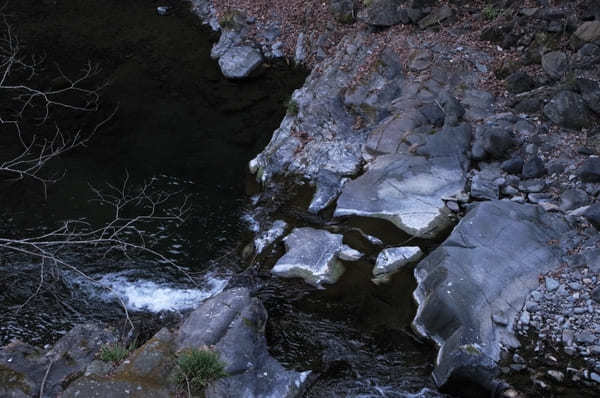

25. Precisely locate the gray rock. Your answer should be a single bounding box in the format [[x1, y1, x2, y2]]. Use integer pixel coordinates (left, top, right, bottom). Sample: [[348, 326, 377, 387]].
[[481, 127, 516, 160], [575, 21, 600, 43], [575, 331, 597, 344], [543, 90, 592, 130], [506, 71, 536, 94], [271, 227, 360, 288], [0, 324, 116, 398], [63, 378, 170, 398], [471, 171, 499, 201], [577, 78, 600, 115], [522, 156, 547, 179], [335, 154, 466, 239], [294, 33, 307, 64], [418, 6, 454, 29], [502, 157, 524, 175], [254, 220, 288, 254], [545, 277, 560, 291], [579, 157, 600, 183], [413, 201, 568, 393], [542, 51, 568, 79], [592, 287, 600, 304], [409, 49, 433, 71], [560, 189, 589, 211], [438, 90, 465, 127], [218, 46, 263, 79], [211, 29, 243, 60], [359, 0, 405, 27], [518, 179, 546, 193], [308, 170, 345, 214], [372, 246, 423, 284], [583, 204, 600, 229]]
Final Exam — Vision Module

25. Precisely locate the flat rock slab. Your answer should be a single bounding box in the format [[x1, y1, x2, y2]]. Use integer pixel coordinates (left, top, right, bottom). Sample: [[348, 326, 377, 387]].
[[271, 227, 361, 288], [372, 246, 423, 285], [412, 200, 569, 394], [218, 46, 263, 79], [335, 154, 466, 239]]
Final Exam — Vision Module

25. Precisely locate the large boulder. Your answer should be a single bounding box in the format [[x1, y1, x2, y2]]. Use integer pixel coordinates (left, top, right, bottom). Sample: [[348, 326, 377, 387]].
[[543, 90, 592, 129], [271, 227, 362, 288], [218, 46, 263, 79], [176, 288, 310, 398], [413, 201, 569, 396], [335, 123, 471, 239]]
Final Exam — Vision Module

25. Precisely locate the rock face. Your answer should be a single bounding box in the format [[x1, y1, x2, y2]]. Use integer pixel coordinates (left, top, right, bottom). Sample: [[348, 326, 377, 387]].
[[271, 227, 361, 288], [218, 46, 263, 79], [372, 246, 423, 284], [335, 122, 471, 239], [251, 31, 404, 192], [413, 201, 569, 396]]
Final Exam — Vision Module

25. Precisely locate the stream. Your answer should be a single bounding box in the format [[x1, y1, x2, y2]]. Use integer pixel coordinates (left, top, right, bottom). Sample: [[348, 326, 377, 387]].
[[0, 1, 442, 396]]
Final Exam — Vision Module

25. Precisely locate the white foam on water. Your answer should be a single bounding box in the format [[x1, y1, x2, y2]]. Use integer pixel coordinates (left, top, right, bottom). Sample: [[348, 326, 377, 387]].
[[89, 272, 228, 312]]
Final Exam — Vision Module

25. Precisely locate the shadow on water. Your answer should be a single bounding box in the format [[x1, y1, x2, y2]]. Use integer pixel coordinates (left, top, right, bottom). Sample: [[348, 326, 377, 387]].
[[0, 0, 306, 344]]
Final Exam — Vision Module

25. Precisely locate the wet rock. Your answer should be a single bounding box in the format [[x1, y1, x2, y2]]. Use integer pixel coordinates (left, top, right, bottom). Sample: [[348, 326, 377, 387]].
[[308, 170, 346, 214], [271, 227, 360, 288], [372, 246, 423, 285], [413, 200, 568, 394], [254, 220, 288, 255], [218, 46, 263, 79], [522, 156, 547, 179], [506, 71, 536, 94], [543, 90, 592, 130], [542, 51, 568, 80], [583, 204, 600, 229], [578, 157, 600, 182]]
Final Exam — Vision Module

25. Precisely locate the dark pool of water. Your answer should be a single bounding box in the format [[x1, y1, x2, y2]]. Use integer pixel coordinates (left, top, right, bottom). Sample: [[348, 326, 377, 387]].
[[0, 0, 305, 344]]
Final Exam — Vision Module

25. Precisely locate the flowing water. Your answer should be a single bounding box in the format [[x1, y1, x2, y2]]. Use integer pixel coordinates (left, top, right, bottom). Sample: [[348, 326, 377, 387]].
[[0, 1, 443, 396]]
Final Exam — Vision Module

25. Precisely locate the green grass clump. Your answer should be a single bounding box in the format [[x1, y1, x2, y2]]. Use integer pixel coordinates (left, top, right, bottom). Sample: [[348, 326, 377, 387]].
[[173, 349, 227, 393], [285, 99, 299, 115], [99, 343, 131, 363], [482, 5, 501, 20]]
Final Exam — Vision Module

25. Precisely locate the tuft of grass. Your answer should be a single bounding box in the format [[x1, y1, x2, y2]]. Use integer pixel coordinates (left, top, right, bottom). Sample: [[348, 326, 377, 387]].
[[219, 10, 237, 30], [99, 342, 132, 363], [482, 5, 501, 20], [173, 348, 227, 393]]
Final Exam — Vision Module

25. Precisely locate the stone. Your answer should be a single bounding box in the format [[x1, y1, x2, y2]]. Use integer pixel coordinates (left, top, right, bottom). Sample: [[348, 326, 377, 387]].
[[560, 189, 589, 211], [218, 46, 263, 79], [308, 170, 345, 214], [575, 21, 600, 43], [522, 156, 547, 179], [583, 204, 600, 229], [577, 78, 600, 115], [408, 49, 433, 71], [413, 201, 568, 393], [542, 51, 568, 79], [545, 277, 560, 291], [372, 246, 423, 284], [418, 6, 454, 29], [547, 370, 565, 382], [592, 287, 600, 304], [578, 157, 600, 182], [506, 71, 536, 94], [295, 33, 307, 64], [329, 0, 355, 23], [335, 153, 467, 239], [481, 127, 516, 159], [438, 91, 465, 126], [501, 157, 524, 174], [271, 227, 360, 288], [575, 331, 596, 344], [359, 0, 405, 27], [518, 179, 546, 193], [470, 172, 499, 201], [543, 90, 592, 130], [0, 324, 117, 398]]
